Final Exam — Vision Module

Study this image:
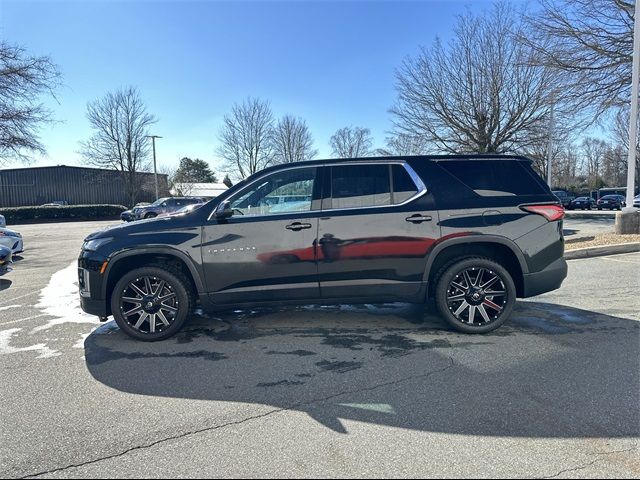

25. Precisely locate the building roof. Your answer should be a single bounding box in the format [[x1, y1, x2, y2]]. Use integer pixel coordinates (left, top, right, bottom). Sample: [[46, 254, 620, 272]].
[[0, 164, 165, 177]]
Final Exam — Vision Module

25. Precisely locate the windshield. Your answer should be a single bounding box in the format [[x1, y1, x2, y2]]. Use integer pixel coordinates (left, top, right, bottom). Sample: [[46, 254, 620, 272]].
[[150, 197, 169, 207]]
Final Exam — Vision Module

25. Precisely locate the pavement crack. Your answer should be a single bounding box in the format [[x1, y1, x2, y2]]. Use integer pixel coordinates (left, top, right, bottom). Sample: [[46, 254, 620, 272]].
[[20, 357, 456, 479], [537, 446, 638, 479]]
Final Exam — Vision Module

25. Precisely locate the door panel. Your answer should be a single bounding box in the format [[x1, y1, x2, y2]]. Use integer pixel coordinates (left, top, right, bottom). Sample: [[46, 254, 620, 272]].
[[202, 216, 319, 304], [317, 163, 438, 301], [201, 166, 321, 305], [317, 211, 438, 300]]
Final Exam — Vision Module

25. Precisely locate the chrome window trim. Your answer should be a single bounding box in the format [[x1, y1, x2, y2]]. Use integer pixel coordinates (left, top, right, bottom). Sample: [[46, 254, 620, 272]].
[[207, 161, 427, 221]]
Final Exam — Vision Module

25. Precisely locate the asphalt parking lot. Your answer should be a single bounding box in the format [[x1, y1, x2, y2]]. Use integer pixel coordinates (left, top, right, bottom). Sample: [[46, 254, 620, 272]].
[[563, 211, 615, 238], [1, 221, 638, 478]]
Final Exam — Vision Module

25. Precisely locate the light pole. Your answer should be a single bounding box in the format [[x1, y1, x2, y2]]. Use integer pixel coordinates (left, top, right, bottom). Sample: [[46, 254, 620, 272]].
[[546, 97, 555, 188], [616, 2, 640, 234], [625, 3, 640, 210], [147, 135, 162, 200]]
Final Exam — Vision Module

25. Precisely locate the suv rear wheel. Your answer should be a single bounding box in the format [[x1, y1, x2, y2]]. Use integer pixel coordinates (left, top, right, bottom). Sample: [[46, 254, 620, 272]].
[[111, 266, 194, 341], [435, 257, 516, 334], [144, 212, 157, 219]]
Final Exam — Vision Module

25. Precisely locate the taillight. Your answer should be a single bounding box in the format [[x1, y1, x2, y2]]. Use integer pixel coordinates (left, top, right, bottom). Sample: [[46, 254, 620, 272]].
[[521, 204, 565, 222]]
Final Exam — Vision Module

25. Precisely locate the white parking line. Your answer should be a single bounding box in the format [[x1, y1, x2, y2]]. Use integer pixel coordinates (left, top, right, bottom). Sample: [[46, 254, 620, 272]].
[[0, 314, 48, 327], [0, 290, 39, 305]]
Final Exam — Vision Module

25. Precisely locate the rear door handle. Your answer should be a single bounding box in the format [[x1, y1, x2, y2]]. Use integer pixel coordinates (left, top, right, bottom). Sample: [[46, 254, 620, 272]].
[[286, 222, 312, 231], [406, 214, 432, 224]]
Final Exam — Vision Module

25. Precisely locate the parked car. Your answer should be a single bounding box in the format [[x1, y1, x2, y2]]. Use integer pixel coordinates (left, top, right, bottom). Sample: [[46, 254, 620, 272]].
[[0, 245, 11, 276], [41, 200, 68, 207], [121, 202, 151, 222], [634, 194, 640, 208], [0, 214, 5, 228], [79, 155, 568, 341], [552, 190, 574, 208], [133, 197, 205, 220], [597, 194, 626, 210], [568, 196, 597, 210], [158, 203, 205, 218], [0, 227, 23, 254]]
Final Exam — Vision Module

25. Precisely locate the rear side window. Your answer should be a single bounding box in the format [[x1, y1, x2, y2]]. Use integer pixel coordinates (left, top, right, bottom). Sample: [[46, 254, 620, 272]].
[[441, 160, 547, 196], [392, 165, 418, 204], [330, 165, 391, 209]]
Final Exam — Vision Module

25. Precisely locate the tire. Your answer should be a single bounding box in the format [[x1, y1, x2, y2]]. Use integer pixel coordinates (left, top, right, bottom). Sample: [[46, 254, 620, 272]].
[[144, 213, 157, 219], [434, 257, 516, 334], [111, 266, 194, 341]]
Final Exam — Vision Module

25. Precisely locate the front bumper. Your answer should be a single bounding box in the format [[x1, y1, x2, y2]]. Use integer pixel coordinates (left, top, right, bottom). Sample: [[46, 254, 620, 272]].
[[78, 252, 110, 317], [522, 257, 568, 298]]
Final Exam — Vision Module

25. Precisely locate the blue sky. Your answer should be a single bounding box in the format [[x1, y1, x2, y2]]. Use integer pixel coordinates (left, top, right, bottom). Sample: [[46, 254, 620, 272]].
[[2, 0, 502, 173]]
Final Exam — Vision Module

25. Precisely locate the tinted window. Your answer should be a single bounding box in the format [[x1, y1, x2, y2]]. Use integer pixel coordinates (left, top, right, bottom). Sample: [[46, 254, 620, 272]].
[[330, 165, 391, 209], [392, 165, 418, 204], [442, 160, 546, 196], [230, 168, 316, 216]]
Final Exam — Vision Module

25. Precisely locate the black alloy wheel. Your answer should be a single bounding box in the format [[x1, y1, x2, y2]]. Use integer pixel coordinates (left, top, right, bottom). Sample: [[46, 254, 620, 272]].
[[111, 267, 193, 341], [435, 257, 516, 334]]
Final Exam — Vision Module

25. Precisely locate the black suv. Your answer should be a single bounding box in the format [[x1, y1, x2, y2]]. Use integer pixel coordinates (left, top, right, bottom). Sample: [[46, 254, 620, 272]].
[[79, 155, 567, 341]]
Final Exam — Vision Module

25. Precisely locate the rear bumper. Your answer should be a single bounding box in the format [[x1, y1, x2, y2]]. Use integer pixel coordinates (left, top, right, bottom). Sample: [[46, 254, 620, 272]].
[[522, 257, 568, 298]]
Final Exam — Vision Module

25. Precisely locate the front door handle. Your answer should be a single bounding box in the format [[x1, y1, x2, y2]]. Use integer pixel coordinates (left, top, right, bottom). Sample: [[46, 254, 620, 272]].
[[406, 214, 432, 224], [286, 222, 312, 231]]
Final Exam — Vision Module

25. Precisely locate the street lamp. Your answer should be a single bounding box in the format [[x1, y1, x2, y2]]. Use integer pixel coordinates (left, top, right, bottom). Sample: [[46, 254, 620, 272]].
[[146, 135, 162, 200], [616, 2, 640, 234], [625, 4, 640, 211]]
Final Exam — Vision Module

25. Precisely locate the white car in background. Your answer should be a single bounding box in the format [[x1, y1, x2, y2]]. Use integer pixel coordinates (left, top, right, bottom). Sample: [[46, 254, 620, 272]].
[[0, 227, 23, 254], [0, 214, 5, 228]]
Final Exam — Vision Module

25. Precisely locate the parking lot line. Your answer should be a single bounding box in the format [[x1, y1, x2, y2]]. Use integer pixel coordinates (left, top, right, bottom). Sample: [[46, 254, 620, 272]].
[[0, 290, 39, 305], [0, 314, 48, 327]]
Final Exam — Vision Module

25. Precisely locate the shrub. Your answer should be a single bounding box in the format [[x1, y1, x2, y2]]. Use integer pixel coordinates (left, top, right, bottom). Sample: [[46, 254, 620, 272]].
[[0, 204, 127, 223]]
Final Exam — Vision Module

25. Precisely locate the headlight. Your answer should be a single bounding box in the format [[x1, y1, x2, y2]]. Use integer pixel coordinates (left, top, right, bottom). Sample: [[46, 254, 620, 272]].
[[0, 230, 20, 238], [83, 237, 114, 252]]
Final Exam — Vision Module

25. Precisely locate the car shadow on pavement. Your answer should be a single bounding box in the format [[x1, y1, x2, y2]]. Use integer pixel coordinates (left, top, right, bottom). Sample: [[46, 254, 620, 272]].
[[0, 279, 11, 291], [84, 301, 639, 438]]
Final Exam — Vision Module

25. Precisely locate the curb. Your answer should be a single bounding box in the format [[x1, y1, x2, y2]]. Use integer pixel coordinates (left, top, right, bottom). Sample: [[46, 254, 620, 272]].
[[565, 242, 640, 260]]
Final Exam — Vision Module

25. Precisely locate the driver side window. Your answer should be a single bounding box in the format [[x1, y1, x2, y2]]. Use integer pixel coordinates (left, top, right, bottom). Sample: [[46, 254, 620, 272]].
[[230, 167, 317, 217]]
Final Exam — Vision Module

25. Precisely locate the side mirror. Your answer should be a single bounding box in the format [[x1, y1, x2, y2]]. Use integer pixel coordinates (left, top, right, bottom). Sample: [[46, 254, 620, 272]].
[[214, 200, 233, 219]]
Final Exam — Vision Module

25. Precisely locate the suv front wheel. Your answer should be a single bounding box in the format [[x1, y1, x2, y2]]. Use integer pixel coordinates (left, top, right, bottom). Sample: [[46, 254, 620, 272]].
[[435, 257, 516, 334], [111, 266, 194, 341]]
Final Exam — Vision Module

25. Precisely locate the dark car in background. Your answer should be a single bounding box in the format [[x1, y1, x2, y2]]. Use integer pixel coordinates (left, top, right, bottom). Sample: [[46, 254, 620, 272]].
[[0, 245, 12, 276], [79, 155, 568, 341], [568, 196, 597, 210], [597, 194, 626, 210], [552, 190, 574, 208], [132, 197, 205, 220], [121, 202, 151, 222]]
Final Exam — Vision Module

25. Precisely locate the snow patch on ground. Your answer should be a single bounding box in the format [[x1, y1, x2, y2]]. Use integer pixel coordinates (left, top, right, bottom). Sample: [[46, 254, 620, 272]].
[[0, 328, 61, 358], [32, 262, 98, 333]]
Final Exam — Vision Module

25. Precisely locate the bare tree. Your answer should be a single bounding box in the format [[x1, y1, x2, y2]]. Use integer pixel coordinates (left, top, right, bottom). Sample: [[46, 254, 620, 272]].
[[0, 41, 61, 165], [375, 132, 428, 156], [612, 106, 640, 188], [329, 126, 373, 158], [391, 3, 569, 155], [523, 0, 635, 120], [218, 97, 275, 180], [580, 137, 609, 189], [272, 115, 318, 163], [80, 87, 157, 206]]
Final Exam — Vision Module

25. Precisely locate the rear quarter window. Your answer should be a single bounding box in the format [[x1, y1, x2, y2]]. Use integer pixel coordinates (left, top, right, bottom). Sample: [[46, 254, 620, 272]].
[[440, 159, 547, 196]]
